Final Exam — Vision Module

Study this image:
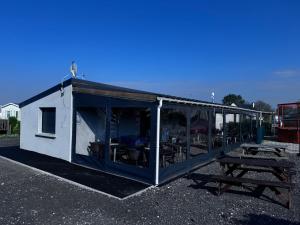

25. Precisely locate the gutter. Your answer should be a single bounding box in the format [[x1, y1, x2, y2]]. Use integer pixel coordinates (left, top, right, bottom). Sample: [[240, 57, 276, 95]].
[[156, 96, 273, 114]]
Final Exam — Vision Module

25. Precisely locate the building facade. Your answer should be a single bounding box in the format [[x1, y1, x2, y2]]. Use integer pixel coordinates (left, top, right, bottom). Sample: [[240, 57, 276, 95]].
[[0, 103, 21, 120], [20, 78, 261, 185]]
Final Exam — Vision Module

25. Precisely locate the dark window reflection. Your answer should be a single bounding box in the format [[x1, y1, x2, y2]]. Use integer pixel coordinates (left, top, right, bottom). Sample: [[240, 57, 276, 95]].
[[160, 108, 187, 168], [212, 111, 224, 150], [241, 114, 252, 142], [225, 113, 240, 145], [190, 108, 209, 157], [110, 107, 151, 168]]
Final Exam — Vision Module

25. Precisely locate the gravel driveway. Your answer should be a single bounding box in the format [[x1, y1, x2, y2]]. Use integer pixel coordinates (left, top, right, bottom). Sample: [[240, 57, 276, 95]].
[[0, 149, 299, 225]]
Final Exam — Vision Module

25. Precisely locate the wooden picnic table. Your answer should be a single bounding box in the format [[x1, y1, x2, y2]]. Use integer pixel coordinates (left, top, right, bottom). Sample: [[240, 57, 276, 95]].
[[241, 143, 287, 157], [215, 156, 296, 208], [241, 143, 287, 152], [217, 157, 294, 171], [234, 153, 288, 161]]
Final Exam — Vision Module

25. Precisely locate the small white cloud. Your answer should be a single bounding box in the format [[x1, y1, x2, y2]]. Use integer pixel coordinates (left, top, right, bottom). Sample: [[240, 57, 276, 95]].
[[273, 69, 299, 78]]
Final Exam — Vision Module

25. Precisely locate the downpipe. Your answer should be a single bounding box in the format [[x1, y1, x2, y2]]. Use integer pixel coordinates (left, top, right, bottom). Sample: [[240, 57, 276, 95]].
[[155, 99, 163, 185]]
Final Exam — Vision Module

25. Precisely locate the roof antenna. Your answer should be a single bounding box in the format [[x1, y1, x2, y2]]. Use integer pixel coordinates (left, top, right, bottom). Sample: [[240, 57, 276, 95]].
[[60, 61, 78, 96], [211, 91, 215, 103], [70, 61, 78, 78]]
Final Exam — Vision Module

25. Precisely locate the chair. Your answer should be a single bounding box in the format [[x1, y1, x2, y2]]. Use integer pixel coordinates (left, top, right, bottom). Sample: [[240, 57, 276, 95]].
[[88, 142, 104, 159], [160, 144, 176, 167]]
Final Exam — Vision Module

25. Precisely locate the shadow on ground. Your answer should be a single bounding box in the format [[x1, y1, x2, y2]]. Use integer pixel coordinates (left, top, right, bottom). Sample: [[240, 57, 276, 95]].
[[186, 173, 287, 208], [232, 213, 300, 225], [0, 147, 149, 198]]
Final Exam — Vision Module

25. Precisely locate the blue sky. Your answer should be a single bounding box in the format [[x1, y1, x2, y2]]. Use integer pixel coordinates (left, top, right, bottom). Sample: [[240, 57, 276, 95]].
[[0, 0, 299, 107]]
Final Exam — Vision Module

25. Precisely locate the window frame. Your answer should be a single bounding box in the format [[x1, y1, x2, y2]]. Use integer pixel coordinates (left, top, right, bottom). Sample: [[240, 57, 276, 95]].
[[40, 107, 56, 135]]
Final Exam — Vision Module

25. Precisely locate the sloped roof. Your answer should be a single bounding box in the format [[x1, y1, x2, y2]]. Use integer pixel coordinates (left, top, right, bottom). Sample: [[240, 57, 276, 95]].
[[19, 78, 263, 113]]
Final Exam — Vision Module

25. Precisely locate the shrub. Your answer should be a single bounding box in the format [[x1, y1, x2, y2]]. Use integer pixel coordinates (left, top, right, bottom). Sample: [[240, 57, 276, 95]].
[[8, 117, 20, 135]]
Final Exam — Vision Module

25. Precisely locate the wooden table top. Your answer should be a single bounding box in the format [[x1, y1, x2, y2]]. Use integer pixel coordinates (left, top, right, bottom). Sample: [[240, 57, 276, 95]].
[[241, 143, 287, 149], [217, 156, 295, 169]]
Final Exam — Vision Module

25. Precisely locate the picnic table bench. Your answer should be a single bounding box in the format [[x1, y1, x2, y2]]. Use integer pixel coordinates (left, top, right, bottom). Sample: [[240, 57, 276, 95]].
[[241, 143, 287, 157], [241, 143, 287, 151], [215, 156, 296, 208], [235, 153, 289, 161]]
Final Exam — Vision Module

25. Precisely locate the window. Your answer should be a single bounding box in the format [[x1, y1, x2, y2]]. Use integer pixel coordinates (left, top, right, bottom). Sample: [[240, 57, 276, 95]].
[[212, 111, 224, 150], [190, 108, 209, 157], [7, 111, 10, 118], [160, 108, 188, 168], [110, 107, 151, 168], [16, 111, 18, 119], [41, 108, 56, 134]]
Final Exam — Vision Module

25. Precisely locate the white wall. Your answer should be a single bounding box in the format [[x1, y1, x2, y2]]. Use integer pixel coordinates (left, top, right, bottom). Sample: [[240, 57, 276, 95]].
[[215, 113, 240, 130], [0, 104, 21, 120], [75, 108, 106, 156], [20, 85, 73, 161]]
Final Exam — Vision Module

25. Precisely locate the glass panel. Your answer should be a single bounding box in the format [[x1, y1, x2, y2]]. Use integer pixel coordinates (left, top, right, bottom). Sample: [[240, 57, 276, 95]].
[[110, 107, 151, 168], [282, 104, 300, 120], [190, 108, 209, 157], [160, 108, 187, 168], [75, 107, 106, 160], [263, 114, 273, 136], [241, 114, 252, 142], [225, 112, 240, 145], [212, 110, 223, 150]]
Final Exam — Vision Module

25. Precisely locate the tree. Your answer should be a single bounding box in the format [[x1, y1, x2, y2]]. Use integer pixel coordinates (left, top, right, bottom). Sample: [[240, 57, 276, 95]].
[[8, 116, 20, 135], [222, 94, 245, 106], [254, 100, 273, 112]]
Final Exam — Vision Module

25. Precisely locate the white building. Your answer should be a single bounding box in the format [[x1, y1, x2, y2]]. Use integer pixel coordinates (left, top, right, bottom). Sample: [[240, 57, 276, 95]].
[[0, 103, 21, 120], [19, 78, 261, 185]]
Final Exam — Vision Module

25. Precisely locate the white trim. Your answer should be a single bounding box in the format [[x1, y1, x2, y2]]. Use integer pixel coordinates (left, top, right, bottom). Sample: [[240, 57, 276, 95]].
[[155, 99, 163, 185], [157, 97, 273, 114], [1, 103, 19, 108], [69, 91, 73, 162]]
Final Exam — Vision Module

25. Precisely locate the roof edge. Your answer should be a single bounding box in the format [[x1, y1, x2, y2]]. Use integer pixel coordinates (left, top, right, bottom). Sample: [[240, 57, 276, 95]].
[[1, 103, 19, 108], [19, 78, 72, 108]]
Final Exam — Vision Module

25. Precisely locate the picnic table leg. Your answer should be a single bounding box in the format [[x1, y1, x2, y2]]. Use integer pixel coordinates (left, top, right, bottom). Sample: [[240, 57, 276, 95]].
[[220, 169, 248, 194], [269, 186, 291, 209], [288, 188, 292, 209], [218, 181, 222, 196]]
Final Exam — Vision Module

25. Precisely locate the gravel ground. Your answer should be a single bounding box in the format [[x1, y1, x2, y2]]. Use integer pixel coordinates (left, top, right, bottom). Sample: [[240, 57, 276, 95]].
[[0, 149, 299, 225]]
